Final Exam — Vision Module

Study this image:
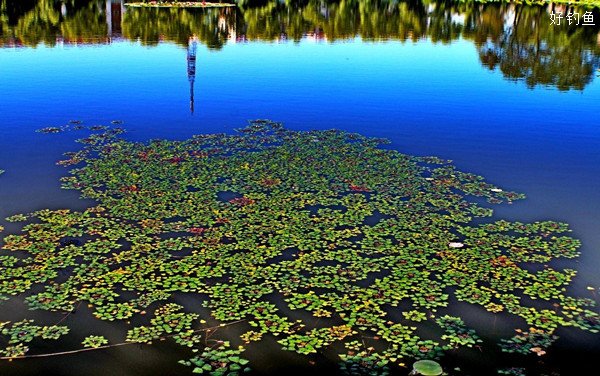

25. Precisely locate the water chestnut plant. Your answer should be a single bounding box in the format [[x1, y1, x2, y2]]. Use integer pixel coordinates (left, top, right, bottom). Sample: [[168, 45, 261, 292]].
[[0, 120, 597, 375]]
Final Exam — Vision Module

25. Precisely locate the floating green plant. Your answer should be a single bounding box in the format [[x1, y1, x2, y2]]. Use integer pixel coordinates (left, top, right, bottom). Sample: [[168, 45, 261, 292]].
[[339, 350, 390, 376], [179, 342, 250, 375], [0, 320, 69, 357], [0, 120, 598, 375], [410, 359, 443, 375], [82, 335, 109, 348], [499, 327, 558, 356]]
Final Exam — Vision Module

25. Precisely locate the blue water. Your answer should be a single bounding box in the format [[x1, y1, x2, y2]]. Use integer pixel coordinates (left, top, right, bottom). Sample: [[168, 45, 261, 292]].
[[1, 11, 600, 375], [2, 37, 600, 287]]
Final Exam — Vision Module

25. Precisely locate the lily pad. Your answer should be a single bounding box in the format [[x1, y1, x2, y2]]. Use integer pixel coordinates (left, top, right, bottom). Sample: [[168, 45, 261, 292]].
[[411, 360, 443, 375]]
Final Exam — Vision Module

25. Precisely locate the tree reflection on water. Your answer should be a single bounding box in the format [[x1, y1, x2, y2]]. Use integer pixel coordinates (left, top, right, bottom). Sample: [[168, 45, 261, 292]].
[[1, 0, 599, 90]]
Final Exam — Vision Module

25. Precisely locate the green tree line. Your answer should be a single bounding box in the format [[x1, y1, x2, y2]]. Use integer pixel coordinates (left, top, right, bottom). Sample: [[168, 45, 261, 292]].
[[1, 0, 599, 89]]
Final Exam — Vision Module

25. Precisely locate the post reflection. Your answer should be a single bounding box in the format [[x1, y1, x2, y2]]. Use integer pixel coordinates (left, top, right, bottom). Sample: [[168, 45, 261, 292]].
[[188, 35, 198, 114], [106, 0, 125, 39]]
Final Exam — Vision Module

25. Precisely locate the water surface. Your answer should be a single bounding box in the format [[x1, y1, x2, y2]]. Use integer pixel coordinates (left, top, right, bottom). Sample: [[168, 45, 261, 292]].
[[1, 1, 599, 375]]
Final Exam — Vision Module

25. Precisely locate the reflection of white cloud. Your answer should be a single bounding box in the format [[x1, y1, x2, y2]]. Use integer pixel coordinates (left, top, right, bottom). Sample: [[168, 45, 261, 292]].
[[504, 14, 515, 27], [304, 30, 327, 43], [504, 7, 515, 26], [218, 16, 227, 32], [228, 30, 237, 43], [451, 13, 464, 25]]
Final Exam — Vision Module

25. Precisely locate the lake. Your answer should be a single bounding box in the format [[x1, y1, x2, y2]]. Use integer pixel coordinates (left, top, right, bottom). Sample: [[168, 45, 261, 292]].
[[1, 1, 599, 375]]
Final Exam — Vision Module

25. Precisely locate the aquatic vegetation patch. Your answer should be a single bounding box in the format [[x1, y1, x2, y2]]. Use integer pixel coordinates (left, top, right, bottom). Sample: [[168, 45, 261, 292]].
[[339, 349, 390, 376], [0, 120, 598, 375], [179, 342, 250, 374], [0, 320, 69, 357], [36, 121, 125, 135], [499, 328, 558, 356]]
